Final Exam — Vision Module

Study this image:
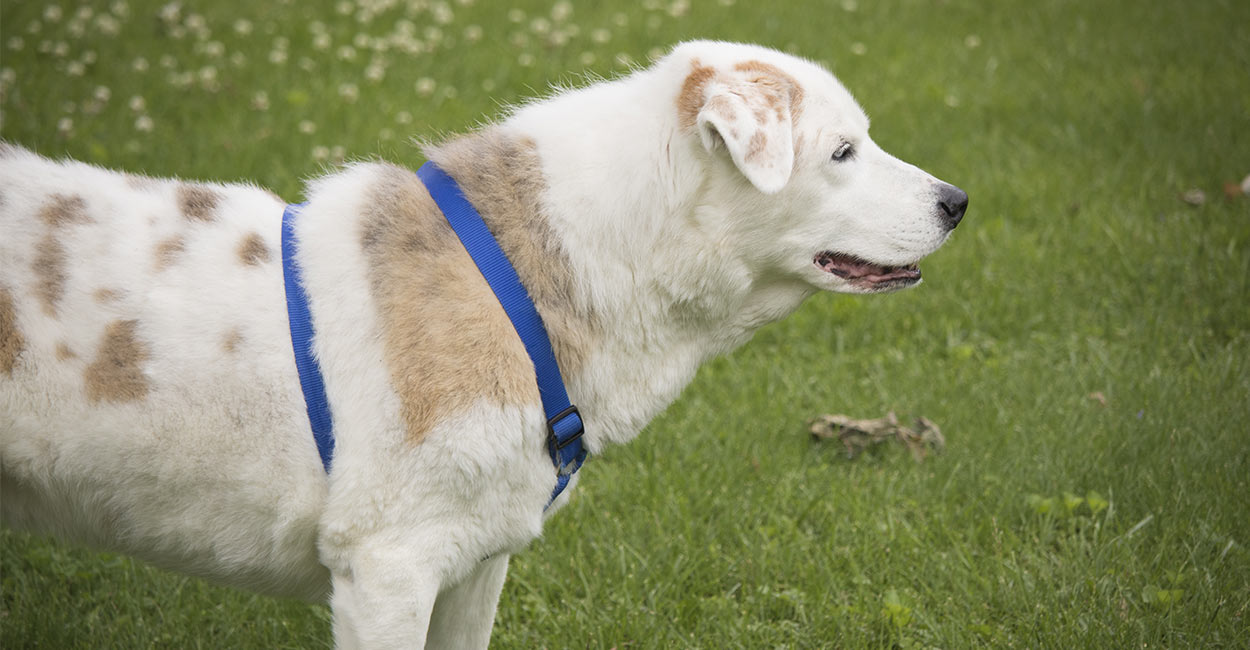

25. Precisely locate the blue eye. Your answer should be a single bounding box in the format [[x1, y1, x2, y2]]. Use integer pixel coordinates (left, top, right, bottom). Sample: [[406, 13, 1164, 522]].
[[832, 142, 854, 161]]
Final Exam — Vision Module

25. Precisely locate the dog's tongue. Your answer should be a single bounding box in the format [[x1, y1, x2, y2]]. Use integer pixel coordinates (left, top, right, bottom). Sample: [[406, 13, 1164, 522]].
[[815, 252, 919, 281]]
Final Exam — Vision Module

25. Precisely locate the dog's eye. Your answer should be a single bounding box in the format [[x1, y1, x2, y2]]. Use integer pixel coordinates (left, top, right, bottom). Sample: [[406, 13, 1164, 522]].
[[831, 142, 854, 162]]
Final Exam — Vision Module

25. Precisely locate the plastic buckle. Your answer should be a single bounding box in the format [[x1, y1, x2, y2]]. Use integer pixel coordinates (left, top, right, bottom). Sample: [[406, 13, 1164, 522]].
[[547, 405, 584, 450]]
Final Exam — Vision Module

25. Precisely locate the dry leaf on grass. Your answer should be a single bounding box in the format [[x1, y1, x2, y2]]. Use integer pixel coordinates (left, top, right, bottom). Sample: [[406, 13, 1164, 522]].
[[808, 412, 945, 461]]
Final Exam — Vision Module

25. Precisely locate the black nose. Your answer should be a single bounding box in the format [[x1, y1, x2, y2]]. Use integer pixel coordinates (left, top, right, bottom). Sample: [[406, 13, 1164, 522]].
[[937, 183, 968, 229]]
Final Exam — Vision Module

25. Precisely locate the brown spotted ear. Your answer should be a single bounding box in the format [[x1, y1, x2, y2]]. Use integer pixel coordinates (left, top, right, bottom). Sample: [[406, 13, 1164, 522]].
[[694, 71, 796, 194]]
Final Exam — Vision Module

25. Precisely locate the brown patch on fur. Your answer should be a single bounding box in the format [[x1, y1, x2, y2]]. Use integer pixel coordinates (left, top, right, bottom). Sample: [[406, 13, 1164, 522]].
[[94, 287, 122, 304], [745, 130, 769, 163], [177, 184, 220, 222], [733, 60, 805, 122], [154, 235, 185, 271], [83, 320, 150, 403], [222, 328, 243, 354], [237, 232, 271, 266], [0, 286, 23, 375], [38, 194, 90, 227], [678, 58, 718, 128], [55, 342, 76, 361], [358, 132, 597, 443], [33, 235, 68, 316]]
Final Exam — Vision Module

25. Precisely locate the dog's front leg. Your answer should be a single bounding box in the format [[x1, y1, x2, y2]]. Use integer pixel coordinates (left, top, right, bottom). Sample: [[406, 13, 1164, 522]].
[[328, 542, 442, 649], [426, 553, 510, 649]]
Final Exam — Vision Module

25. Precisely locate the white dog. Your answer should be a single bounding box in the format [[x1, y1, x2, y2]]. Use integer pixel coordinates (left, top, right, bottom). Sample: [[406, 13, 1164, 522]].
[[0, 41, 965, 648]]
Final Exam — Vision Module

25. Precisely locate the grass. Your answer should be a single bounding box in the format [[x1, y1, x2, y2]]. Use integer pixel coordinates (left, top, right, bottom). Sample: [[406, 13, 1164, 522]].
[[3, 0, 1249, 647]]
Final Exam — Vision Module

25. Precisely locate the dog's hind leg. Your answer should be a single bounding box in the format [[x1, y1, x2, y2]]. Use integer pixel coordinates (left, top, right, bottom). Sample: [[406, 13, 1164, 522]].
[[426, 553, 510, 649]]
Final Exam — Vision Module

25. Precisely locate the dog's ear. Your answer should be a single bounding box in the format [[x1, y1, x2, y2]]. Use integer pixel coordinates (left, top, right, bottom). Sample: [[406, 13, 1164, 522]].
[[695, 72, 796, 194]]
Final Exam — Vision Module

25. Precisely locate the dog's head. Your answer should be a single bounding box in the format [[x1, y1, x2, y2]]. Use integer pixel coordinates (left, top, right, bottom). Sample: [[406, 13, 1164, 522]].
[[670, 41, 966, 295]]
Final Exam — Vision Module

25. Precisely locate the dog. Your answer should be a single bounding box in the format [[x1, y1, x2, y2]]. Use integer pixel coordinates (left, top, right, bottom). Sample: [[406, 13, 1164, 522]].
[[0, 40, 966, 648]]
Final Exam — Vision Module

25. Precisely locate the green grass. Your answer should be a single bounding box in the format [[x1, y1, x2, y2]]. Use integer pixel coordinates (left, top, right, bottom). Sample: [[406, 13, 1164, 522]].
[[3, 0, 1249, 647]]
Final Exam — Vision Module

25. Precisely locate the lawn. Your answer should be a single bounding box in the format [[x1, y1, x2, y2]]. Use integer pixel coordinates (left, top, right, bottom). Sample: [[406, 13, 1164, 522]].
[[2, 0, 1249, 647]]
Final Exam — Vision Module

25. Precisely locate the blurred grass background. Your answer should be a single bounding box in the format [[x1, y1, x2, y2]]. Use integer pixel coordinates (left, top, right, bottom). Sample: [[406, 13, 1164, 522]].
[[2, 0, 1249, 647]]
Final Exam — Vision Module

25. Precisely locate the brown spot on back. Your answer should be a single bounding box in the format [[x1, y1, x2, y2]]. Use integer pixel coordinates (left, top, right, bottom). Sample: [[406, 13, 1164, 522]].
[[678, 58, 718, 128], [177, 184, 220, 222], [55, 342, 76, 361], [359, 132, 597, 443], [94, 287, 122, 304], [222, 328, 243, 354], [237, 232, 271, 266], [154, 235, 185, 271], [1, 286, 24, 375], [83, 320, 150, 403], [37, 194, 90, 227], [33, 234, 68, 316]]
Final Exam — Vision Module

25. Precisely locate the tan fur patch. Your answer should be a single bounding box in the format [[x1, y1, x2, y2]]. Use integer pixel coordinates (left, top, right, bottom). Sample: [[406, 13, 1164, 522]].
[[55, 342, 76, 361], [33, 234, 68, 316], [83, 320, 150, 403], [154, 235, 185, 271], [94, 287, 122, 304], [38, 194, 90, 227], [359, 132, 597, 443], [678, 58, 718, 128], [0, 286, 23, 375], [177, 184, 220, 222], [237, 232, 271, 266], [222, 328, 243, 354], [745, 130, 769, 163], [733, 60, 805, 122]]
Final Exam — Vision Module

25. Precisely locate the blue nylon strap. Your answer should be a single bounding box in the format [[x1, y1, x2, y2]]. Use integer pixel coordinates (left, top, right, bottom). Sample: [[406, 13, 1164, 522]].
[[281, 203, 336, 472], [416, 161, 586, 506]]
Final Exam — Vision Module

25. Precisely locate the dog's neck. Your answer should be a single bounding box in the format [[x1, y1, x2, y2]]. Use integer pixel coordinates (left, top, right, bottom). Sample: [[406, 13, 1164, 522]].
[[430, 69, 813, 452]]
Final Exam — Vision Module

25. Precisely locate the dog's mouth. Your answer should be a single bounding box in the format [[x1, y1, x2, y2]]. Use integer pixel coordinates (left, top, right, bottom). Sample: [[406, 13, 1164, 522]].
[[813, 251, 921, 291]]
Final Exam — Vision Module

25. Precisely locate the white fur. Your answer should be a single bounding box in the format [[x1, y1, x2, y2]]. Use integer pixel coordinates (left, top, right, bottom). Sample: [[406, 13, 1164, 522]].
[[0, 41, 961, 647]]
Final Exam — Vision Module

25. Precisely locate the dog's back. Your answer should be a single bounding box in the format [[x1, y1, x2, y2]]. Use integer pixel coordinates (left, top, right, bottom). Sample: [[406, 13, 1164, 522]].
[[0, 143, 330, 599]]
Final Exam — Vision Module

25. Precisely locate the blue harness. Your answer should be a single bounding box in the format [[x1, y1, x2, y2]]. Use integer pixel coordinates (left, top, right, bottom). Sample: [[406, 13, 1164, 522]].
[[280, 161, 587, 506]]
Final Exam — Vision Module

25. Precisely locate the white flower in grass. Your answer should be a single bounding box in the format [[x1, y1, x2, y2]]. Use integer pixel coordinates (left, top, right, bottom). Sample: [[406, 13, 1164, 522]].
[[314, 33, 332, 50], [841, 0, 858, 10], [68, 21, 87, 38], [614, 52, 634, 67], [67, 61, 86, 76], [353, 33, 370, 49], [850, 42, 867, 55], [96, 15, 121, 36], [234, 19, 253, 35], [75, 6, 94, 21], [251, 91, 270, 110], [330, 145, 345, 161], [0, 68, 15, 85], [299, 120, 316, 134], [129, 95, 145, 111], [44, 6, 63, 22], [365, 62, 386, 82], [415, 77, 436, 97], [423, 26, 443, 44], [530, 17, 551, 34], [335, 1, 353, 16], [548, 30, 568, 47], [309, 20, 327, 34], [82, 51, 97, 64], [645, 15, 661, 29], [965, 34, 981, 49], [517, 52, 534, 67], [57, 117, 73, 133], [642, 0, 661, 10], [158, 2, 180, 23], [53, 41, 69, 58], [312, 145, 329, 161], [481, 78, 496, 92], [160, 54, 176, 68], [432, 2, 454, 25], [132, 56, 149, 72], [552, 1, 573, 22], [299, 57, 316, 72], [612, 12, 628, 27], [230, 52, 246, 67], [269, 49, 288, 64], [378, 128, 393, 141], [338, 83, 359, 103], [507, 9, 524, 23], [7, 37, 24, 52], [463, 25, 482, 42], [591, 28, 610, 44], [579, 51, 595, 66], [198, 66, 218, 84], [337, 45, 356, 61], [93, 86, 111, 102], [456, 0, 474, 6], [647, 47, 664, 62], [111, 1, 130, 17], [202, 41, 225, 57], [27, 21, 42, 35], [717, 0, 735, 5], [395, 111, 412, 124], [135, 115, 154, 132], [668, 0, 689, 17]]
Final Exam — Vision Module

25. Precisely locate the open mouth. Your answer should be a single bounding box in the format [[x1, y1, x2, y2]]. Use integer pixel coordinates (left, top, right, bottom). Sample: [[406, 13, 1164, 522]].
[[813, 251, 922, 290]]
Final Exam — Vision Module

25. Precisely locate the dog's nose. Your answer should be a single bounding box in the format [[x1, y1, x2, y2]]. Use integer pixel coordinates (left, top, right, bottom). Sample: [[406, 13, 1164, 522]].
[[937, 183, 968, 229]]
